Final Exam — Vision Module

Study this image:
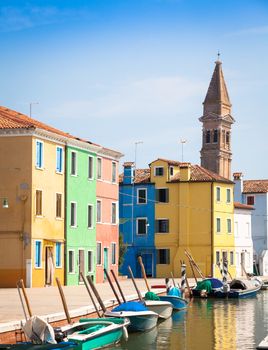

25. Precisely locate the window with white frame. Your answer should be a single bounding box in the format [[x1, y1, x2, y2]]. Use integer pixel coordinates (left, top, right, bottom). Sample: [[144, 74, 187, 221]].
[[226, 188, 231, 203], [216, 187, 221, 202], [216, 218, 221, 233], [36, 140, 44, 169], [68, 250, 75, 273], [56, 146, 63, 173], [154, 167, 164, 176], [136, 218, 147, 235], [111, 202, 117, 224], [87, 251, 93, 273], [71, 151, 77, 176], [70, 202, 77, 227], [35, 240, 42, 268], [87, 204, 93, 229], [88, 156, 94, 180], [36, 190, 42, 216], [111, 243, 116, 265], [112, 162, 116, 183], [97, 242, 102, 265], [216, 251, 220, 265], [157, 249, 170, 264], [227, 218, 232, 233], [55, 242, 61, 267], [97, 200, 102, 223], [97, 158, 102, 179], [137, 188, 147, 204], [155, 219, 169, 233], [56, 193, 62, 218]]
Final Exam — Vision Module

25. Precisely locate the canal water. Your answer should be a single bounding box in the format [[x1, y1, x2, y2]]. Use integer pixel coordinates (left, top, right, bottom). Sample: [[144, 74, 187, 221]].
[[111, 290, 268, 350]]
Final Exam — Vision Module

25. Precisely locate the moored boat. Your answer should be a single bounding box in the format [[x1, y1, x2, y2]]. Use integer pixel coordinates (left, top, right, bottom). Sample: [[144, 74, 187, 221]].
[[158, 295, 188, 310], [214, 279, 261, 298], [0, 343, 79, 350], [192, 278, 224, 298], [144, 300, 173, 319], [257, 335, 268, 349]]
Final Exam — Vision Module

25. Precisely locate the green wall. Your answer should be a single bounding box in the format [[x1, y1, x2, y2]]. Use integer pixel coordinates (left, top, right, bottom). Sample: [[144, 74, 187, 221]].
[[65, 146, 96, 285]]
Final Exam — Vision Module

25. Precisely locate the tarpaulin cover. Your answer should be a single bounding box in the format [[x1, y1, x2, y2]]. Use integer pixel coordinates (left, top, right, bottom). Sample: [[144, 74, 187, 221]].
[[144, 291, 160, 301], [167, 287, 182, 297], [207, 278, 224, 288], [195, 280, 213, 293], [112, 301, 148, 312]]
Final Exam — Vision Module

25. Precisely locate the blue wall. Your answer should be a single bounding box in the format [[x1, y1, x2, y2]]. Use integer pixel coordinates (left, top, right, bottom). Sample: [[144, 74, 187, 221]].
[[119, 182, 156, 277]]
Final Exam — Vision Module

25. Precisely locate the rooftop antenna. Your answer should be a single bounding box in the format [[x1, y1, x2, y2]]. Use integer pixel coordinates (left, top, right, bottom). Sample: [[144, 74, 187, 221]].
[[29, 102, 39, 118]]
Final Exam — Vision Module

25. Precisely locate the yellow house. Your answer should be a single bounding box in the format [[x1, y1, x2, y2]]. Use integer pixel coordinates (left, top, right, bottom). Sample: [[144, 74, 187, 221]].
[[0, 106, 67, 287], [150, 158, 235, 279]]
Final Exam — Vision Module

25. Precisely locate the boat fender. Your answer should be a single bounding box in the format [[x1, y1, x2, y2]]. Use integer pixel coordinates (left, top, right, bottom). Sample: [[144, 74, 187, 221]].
[[123, 326, 128, 341]]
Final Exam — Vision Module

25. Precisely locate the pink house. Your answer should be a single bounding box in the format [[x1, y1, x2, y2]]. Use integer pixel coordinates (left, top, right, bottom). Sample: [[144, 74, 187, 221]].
[[96, 148, 122, 283]]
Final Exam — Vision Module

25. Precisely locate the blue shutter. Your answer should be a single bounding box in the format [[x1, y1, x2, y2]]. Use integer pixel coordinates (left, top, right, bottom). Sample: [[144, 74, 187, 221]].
[[35, 241, 41, 267], [36, 141, 43, 168], [56, 147, 62, 172], [56, 243, 61, 267]]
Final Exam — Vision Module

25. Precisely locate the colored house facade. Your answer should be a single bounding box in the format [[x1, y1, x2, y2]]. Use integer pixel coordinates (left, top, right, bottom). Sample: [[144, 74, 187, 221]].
[[96, 149, 122, 283], [150, 159, 236, 279], [65, 145, 98, 285], [119, 162, 156, 278]]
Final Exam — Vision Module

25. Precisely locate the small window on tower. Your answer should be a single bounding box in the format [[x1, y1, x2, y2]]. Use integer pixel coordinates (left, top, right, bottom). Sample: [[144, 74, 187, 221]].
[[213, 129, 218, 143], [206, 130, 211, 143], [226, 132, 230, 145]]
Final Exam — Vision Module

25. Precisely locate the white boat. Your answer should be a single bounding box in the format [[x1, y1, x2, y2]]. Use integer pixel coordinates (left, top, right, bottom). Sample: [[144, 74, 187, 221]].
[[257, 335, 268, 349], [144, 300, 173, 319]]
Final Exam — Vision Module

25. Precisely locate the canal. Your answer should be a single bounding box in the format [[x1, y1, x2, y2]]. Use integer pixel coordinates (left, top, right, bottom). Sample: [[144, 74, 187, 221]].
[[111, 290, 268, 349]]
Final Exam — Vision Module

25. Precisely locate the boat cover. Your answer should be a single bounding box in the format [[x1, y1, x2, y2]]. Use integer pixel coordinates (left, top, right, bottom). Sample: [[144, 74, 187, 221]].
[[229, 279, 247, 290], [112, 301, 148, 312], [167, 287, 182, 297], [23, 316, 56, 344], [144, 292, 160, 301], [207, 278, 224, 288], [195, 280, 212, 293]]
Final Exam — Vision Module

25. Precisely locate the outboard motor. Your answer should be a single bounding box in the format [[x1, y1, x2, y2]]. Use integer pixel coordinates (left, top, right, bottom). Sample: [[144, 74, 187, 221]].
[[54, 327, 66, 343]]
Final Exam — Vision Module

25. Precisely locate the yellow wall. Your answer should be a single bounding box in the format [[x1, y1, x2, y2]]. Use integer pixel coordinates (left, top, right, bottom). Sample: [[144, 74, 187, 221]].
[[31, 136, 65, 287]]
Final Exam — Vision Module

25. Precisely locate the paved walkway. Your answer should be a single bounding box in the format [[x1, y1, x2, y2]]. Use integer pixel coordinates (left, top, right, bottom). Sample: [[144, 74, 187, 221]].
[[0, 278, 170, 326]]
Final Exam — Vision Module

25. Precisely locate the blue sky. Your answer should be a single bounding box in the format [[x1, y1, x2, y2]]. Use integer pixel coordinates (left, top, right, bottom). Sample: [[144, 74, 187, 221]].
[[0, 0, 268, 179]]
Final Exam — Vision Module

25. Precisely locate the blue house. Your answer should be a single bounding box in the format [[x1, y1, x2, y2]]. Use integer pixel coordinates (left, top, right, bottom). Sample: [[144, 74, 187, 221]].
[[119, 162, 156, 277]]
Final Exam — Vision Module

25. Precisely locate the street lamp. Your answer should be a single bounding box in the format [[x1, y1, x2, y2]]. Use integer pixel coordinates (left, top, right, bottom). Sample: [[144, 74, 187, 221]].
[[179, 139, 187, 162]]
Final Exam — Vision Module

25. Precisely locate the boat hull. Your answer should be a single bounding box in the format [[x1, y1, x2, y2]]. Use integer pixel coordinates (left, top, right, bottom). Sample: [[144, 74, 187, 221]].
[[0, 343, 78, 350], [144, 300, 173, 319], [159, 295, 188, 310], [214, 285, 260, 298]]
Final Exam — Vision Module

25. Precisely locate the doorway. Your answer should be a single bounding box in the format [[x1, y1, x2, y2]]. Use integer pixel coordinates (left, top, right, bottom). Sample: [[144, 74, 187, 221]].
[[79, 249, 85, 283], [45, 246, 54, 286]]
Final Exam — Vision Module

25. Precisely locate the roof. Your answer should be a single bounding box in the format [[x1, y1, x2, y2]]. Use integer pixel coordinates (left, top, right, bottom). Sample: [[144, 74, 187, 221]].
[[243, 180, 268, 194], [234, 202, 254, 210], [149, 158, 181, 166], [0, 105, 123, 156], [119, 169, 151, 184], [170, 164, 233, 183]]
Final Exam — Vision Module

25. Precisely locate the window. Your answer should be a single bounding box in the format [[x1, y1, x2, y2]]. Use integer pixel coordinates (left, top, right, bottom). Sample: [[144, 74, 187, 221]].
[[36, 190, 42, 216], [88, 156, 94, 179], [111, 202, 117, 224], [216, 187, 221, 202], [56, 193, 62, 218], [230, 251, 234, 265], [68, 250, 75, 273], [97, 158, 102, 179], [247, 196, 255, 205], [56, 146, 63, 173], [170, 167, 174, 176], [111, 243, 116, 265], [35, 241, 42, 268], [226, 131, 230, 145], [136, 218, 147, 235], [226, 189, 231, 203], [213, 129, 218, 143], [137, 188, 147, 204], [154, 167, 164, 176], [87, 251, 93, 272], [216, 251, 220, 264], [97, 242, 102, 265], [156, 188, 169, 203], [36, 140, 43, 168], [55, 243, 61, 267], [227, 218, 232, 233], [87, 204, 93, 228], [157, 249, 170, 264], [112, 162, 116, 183], [156, 219, 169, 233], [71, 151, 77, 176], [205, 130, 211, 143], [97, 200, 102, 223], [216, 218, 221, 233], [70, 202, 77, 227]]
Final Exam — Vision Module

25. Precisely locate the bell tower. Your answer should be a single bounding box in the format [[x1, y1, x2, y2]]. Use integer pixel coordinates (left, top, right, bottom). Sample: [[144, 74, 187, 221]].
[[199, 59, 235, 179]]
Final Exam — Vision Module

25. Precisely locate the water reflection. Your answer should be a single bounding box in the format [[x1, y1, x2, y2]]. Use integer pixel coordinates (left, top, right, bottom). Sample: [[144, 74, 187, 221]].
[[111, 292, 268, 350]]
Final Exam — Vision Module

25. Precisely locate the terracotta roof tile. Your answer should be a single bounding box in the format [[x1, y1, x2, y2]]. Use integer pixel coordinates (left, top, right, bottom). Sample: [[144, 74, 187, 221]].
[[149, 158, 180, 166], [120, 169, 151, 184], [234, 202, 254, 210], [123, 162, 135, 167], [243, 180, 268, 193]]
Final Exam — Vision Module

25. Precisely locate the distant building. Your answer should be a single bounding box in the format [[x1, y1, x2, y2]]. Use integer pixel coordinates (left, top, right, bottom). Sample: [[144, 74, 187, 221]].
[[119, 163, 156, 278]]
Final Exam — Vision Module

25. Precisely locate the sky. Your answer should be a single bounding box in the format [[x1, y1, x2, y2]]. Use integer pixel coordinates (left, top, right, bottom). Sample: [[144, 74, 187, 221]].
[[0, 0, 268, 179]]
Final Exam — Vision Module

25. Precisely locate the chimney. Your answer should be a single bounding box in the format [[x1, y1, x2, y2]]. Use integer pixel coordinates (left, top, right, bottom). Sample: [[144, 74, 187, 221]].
[[123, 162, 135, 185], [180, 162, 191, 181], [233, 172, 243, 202]]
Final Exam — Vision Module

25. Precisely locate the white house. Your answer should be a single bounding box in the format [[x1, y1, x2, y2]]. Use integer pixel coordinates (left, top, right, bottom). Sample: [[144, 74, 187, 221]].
[[234, 202, 254, 276]]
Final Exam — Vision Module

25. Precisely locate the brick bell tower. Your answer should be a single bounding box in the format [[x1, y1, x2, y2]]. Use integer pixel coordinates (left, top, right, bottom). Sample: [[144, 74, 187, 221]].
[[199, 58, 235, 179]]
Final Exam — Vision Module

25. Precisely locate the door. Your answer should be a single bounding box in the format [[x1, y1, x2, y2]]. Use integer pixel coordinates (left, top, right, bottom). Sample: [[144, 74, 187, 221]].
[[45, 246, 54, 286], [104, 248, 108, 279], [79, 250, 85, 283]]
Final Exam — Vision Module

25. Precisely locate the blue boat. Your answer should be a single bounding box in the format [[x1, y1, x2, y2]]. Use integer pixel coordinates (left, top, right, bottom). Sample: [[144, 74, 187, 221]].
[[192, 278, 224, 297]]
